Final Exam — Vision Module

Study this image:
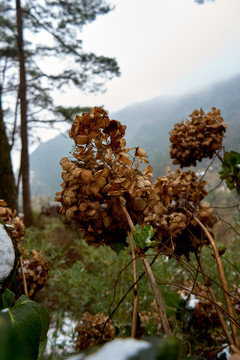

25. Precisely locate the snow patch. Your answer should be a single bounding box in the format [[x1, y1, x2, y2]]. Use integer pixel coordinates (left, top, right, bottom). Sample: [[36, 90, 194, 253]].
[[68, 338, 151, 360], [0, 223, 15, 283], [217, 345, 231, 360], [180, 293, 200, 309], [45, 316, 78, 356], [1, 308, 9, 313]]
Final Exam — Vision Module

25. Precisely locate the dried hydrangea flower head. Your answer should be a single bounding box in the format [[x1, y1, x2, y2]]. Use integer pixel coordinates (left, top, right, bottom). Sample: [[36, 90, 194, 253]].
[[0, 199, 50, 298], [169, 108, 227, 167], [142, 168, 217, 259], [76, 312, 115, 350], [17, 248, 50, 299], [0, 199, 24, 243], [55, 107, 152, 248]]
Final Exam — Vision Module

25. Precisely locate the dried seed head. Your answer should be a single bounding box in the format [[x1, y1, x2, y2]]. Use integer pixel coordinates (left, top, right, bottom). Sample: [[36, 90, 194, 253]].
[[169, 108, 227, 167]]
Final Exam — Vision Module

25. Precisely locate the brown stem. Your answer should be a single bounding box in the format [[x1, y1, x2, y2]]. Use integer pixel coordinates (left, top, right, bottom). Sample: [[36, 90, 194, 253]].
[[127, 230, 138, 338], [192, 215, 239, 348], [19, 255, 28, 296], [120, 202, 172, 337], [195, 253, 234, 346], [140, 254, 172, 336], [120, 202, 138, 337]]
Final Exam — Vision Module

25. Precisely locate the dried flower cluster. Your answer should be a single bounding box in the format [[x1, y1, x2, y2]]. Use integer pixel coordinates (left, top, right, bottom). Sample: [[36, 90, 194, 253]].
[[141, 169, 217, 259], [75, 312, 115, 350], [17, 248, 50, 299], [140, 300, 163, 332], [184, 281, 221, 329], [169, 108, 227, 167], [0, 199, 50, 298], [56, 107, 217, 259], [55, 107, 152, 248], [0, 199, 24, 243]]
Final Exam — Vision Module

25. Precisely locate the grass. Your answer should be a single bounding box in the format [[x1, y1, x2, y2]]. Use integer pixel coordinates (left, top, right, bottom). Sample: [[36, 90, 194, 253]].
[[21, 210, 240, 359]]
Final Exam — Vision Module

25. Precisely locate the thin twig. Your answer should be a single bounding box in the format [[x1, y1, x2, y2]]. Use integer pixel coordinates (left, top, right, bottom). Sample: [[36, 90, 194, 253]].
[[119, 200, 138, 337], [19, 255, 28, 296], [140, 255, 172, 336], [156, 282, 240, 329], [120, 202, 172, 336], [195, 253, 234, 346], [103, 253, 159, 337], [127, 230, 138, 338], [216, 212, 240, 236], [190, 213, 240, 348]]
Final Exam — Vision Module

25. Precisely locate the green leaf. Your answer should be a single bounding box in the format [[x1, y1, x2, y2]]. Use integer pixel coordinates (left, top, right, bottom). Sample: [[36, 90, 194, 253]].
[[237, 185, 240, 196], [0, 289, 15, 310], [219, 150, 240, 194], [162, 290, 183, 310], [0, 314, 28, 360], [156, 337, 181, 360], [132, 225, 155, 250], [38, 337, 48, 360], [111, 240, 127, 254], [0, 295, 50, 360], [35, 303, 50, 341], [226, 177, 236, 190]]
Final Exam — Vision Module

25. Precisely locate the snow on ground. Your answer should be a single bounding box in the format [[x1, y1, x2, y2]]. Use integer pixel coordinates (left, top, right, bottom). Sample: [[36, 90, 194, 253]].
[[45, 316, 78, 356], [68, 338, 151, 360]]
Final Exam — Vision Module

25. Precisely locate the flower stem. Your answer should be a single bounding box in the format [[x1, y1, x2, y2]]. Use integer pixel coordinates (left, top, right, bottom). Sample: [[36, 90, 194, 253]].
[[195, 253, 234, 346], [120, 202, 172, 337], [127, 230, 138, 338], [19, 255, 28, 297], [193, 215, 239, 348]]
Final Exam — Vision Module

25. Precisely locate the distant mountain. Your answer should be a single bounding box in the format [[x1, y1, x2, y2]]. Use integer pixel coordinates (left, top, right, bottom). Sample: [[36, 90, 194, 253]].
[[30, 74, 240, 198], [113, 74, 240, 153], [30, 133, 73, 198]]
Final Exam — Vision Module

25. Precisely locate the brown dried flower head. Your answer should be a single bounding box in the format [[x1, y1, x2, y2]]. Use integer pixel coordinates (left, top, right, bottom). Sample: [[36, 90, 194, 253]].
[[142, 169, 217, 259], [169, 108, 227, 167], [55, 107, 152, 248], [0, 199, 24, 243], [75, 312, 115, 351], [17, 248, 50, 299]]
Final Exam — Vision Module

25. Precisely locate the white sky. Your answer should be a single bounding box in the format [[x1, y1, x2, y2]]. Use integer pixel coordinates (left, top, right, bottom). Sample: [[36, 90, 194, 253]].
[[55, 0, 240, 113]]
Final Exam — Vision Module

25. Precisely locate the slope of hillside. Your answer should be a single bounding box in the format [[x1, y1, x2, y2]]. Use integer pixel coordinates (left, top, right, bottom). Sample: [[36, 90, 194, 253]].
[[30, 74, 240, 198], [30, 133, 73, 197], [113, 74, 240, 154]]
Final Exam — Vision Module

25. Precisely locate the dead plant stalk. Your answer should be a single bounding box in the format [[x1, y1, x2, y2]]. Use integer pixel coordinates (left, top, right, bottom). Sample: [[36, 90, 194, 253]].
[[193, 214, 240, 348], [127, 230, 138, 338], [120, 202, 172, 337]]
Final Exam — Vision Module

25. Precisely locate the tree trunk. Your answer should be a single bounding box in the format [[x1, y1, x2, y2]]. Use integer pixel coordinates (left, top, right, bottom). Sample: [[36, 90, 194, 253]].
[[0, 84, 17, 210], [16, 0, 33, 226]]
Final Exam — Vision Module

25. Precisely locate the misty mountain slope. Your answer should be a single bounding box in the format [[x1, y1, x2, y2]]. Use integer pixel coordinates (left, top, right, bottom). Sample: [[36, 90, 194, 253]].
[[30, 133, 73, 197], [112, 74, 240, 156], [30, 74, 240, 197]]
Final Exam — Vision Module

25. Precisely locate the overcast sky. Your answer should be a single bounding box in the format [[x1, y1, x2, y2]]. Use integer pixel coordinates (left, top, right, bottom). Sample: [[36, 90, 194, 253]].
[[54, 0, 240, 113]]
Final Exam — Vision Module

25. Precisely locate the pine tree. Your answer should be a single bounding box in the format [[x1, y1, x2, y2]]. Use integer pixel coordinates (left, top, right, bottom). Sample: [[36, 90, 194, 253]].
[[1, 0, 120, 225]]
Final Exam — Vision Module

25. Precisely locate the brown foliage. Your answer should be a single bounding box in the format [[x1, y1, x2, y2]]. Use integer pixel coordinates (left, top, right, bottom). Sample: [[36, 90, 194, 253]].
[[17, 248, 50, 299], [169, 108, 227, 167], [75, 312, 115, 351]]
